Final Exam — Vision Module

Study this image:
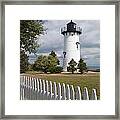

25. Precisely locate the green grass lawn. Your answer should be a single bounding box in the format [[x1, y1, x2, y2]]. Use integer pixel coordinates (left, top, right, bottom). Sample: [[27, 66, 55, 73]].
[[24, 72, 100, 99]]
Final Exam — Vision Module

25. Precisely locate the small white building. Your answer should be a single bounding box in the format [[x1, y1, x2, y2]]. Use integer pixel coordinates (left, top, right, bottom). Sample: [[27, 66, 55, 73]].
[[61, 20, 82, 72]]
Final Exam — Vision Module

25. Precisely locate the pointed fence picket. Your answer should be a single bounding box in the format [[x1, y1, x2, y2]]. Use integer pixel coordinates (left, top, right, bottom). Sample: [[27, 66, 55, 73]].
[[75, 86, 82, 100], [53, 82, 57, 100], [70, 85, 75, 100], [57, 83, 62, 100], [49, 81, 52, 99], [61, 83, 66, 100], [20, 75, 98, 100]]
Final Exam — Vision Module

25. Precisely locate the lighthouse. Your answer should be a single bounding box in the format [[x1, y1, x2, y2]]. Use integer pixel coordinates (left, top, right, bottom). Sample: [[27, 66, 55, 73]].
[[61, 20, 82, 72]]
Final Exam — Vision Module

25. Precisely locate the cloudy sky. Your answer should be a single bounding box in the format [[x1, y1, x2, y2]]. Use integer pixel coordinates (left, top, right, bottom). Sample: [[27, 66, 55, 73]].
[[29, 20, 100, 67]]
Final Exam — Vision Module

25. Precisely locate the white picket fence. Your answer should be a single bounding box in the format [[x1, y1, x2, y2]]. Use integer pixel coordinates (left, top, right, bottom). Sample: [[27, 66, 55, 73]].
[[20, 75, 98, 100]]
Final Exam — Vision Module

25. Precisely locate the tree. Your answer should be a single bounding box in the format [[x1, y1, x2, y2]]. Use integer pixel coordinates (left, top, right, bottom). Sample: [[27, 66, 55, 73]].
[[48, 55, 59, 68], [77, 58, 87, 74], [49, 51, 57, 57], [20, 50, 29, 73], [28, 64, 34, 71], [33, 54, 59, 73], [20, 20, 44, 54], [48, 66, 63, 73], [49, 51, 60, 65], [67, 58, 77, 74], [33, 55, 49, 73], [20, 20, 45, 73]]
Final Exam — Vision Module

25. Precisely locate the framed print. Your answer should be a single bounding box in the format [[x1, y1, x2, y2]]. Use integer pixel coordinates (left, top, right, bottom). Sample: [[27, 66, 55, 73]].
[[0, 0, 119, 119]]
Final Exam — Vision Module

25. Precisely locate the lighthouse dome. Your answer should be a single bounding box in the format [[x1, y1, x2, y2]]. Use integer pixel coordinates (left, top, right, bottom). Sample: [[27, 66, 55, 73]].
[[67, 20, 76, 32], [61, 20, 82, 35]]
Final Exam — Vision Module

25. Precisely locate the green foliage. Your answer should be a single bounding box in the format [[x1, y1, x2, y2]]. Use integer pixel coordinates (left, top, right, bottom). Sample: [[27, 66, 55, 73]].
[[48, 55, 58, 67], [48, 66, 63, 73], [33, 52, 60, 73], [20, 20, 44, 54], [77, 58, 87, 74], [28, 64, 34, 71], [67, 58, 77, 74], [33, 55, 49, 73], [49, 51, 57, 57], [20, 20, 45, 73], [20, 50, 29, 73], [49, 51, 60, 65]]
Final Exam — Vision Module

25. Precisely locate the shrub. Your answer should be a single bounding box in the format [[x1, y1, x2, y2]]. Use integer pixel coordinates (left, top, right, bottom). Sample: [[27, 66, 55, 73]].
[[48, 66, 63, 73], [67, 58, 77, 74]]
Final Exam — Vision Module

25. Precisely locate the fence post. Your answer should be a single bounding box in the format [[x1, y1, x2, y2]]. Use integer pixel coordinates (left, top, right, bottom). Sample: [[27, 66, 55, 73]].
[[53, 82, 57, 100], [35, 78, 38, 92], [24, 76, 27, 100], [23, 76, 25, 86], [70, 85, 75, 100], [34, 78, 37, 91], [45, 80, 49, 99], [28, 76, 31, 100], [32, 77, 35, 100], [42, 80, 46, 100], [28, 76, 30, 99], [34, 78, 38, 100], [66, 84, 70, 100], [83, 87, 89, 100], [37, 79, 42, 100], [61, 83, 66, 100], [39, 79, 42, 93], [30, 77, 33, 100], [26, 76, 29, 100], [28, 77, 31, 100], [33, 78, 37, 100], [42, 80, 46, 94], [28, 77, 32, 100], [20, 76, 23, 100], [76, 86, 81, 100], [27, 76, 30, 100], [36, 78, 39, 100], [33, 77, 35, 99], [91, 89, 97, 100], [49, 81, 52, 99], [22, 80, 25, 100], [57, 83, 62, 100]]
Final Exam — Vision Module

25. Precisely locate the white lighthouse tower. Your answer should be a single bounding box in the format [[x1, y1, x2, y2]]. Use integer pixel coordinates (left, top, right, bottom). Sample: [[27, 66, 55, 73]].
[[61, 20, 82, 72]]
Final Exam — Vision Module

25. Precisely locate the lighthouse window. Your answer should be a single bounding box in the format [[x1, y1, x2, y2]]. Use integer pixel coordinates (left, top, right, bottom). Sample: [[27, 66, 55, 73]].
[[74, 25, 76, 28], [76, 42, 80, 49], [63, 52, 66, 58]]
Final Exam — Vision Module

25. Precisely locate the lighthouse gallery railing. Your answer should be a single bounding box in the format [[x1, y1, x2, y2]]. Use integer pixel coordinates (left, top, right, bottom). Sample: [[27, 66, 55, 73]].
[[61, 27, 82, 33]]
